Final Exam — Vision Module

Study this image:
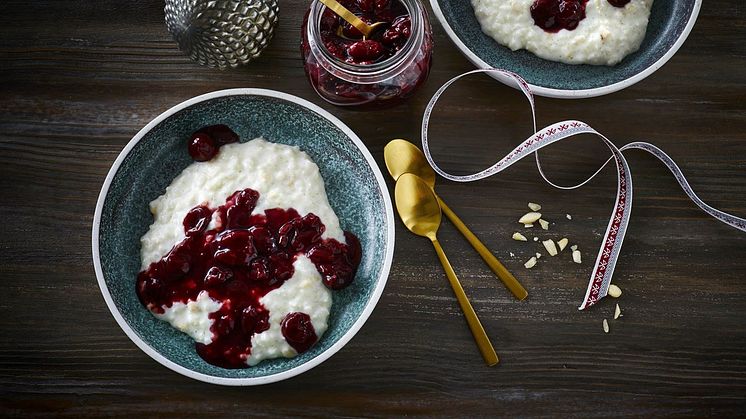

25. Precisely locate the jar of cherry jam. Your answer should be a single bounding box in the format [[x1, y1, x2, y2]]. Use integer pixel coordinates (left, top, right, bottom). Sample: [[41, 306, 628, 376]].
[[301, 0, 433, 107]]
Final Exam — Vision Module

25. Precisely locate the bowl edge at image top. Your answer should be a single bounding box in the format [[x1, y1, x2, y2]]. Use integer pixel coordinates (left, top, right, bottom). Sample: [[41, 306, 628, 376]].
[[91, 89, 395, 385], [429, 0, 702, 98]]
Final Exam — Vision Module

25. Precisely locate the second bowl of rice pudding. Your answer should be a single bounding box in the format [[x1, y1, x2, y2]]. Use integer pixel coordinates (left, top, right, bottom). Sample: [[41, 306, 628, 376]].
[[430, 0, 702, 97]]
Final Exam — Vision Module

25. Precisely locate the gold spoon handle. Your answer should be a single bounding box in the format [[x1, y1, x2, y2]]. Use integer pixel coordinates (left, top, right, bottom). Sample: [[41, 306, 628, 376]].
[[436, 196, 528, 301], [430, 237, 499, 366], [317, 0, 373, 37]]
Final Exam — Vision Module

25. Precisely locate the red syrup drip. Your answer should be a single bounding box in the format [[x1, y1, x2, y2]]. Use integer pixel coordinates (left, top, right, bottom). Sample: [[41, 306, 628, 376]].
[[530, 0, 589, 33], [136, 188, 362, 368]]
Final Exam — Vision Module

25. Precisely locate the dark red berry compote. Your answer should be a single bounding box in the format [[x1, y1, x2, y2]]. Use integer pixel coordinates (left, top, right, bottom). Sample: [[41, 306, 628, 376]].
[[530, 0, 589, 32], [319, 0, 410, 65], [137, 188, 362, 368], [137, 126, 362, 369], [301, 0, 433, 107], [531, 0, 632, 32]]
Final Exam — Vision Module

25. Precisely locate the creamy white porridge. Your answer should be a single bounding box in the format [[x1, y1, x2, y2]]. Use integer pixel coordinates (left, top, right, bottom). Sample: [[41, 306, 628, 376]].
[[154, 290, 221, 344], [471, 0, 653, 65], [136, 135, 359, 368]]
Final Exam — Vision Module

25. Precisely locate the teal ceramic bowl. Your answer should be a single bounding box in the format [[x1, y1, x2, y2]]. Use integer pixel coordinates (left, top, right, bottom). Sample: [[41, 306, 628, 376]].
[[92, 89, 395, 385], [430, 0, 701, 98]]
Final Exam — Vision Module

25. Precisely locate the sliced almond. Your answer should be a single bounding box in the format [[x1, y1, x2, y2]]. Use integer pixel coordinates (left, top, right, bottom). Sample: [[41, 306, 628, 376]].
[[608, 284, 622, 298], [572, 250, 582, 263], [566, 214, 572, 220], [524, 223, 534, 228], [603, 319, 609, 333], [524, 256, 537, 269], [535, 252, 542, 259], [614, 303, 621, 320], [512, 232, 527, 241], [570, 244, 578, 251], [538, 219, 550, 230], [528, 202, 542, 211], [557, 238, 569, 251], [518, 212, 542, 224], [542, 239, 558, 256]]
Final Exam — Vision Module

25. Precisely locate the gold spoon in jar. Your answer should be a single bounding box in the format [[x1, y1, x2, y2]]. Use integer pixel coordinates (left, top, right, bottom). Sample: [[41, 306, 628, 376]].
[[395, 173, 498, 366], [384, 139, 528, 301], [317, 0, 387, 39]]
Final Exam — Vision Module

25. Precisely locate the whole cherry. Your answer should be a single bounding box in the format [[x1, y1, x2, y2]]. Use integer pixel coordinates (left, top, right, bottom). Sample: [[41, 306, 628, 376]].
[[347, 39, 384, 62], [188, 133, 217, 162], [281, 312, 318, 353]]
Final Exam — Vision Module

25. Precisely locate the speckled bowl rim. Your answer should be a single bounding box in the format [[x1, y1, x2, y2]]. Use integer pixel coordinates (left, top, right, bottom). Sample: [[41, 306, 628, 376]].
[[92, 89, 395, 386], [429, 0, 702, 98]]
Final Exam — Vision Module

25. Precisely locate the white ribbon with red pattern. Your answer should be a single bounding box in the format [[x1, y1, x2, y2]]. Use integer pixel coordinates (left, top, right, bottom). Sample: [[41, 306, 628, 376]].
[[420, 69, 746, 310]]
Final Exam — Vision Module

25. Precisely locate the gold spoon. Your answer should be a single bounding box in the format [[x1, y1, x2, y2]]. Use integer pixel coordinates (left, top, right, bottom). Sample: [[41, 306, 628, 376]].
[[384, 139, 528, 301], [318, 0, 387, 39], [395, 173, 499, 366]]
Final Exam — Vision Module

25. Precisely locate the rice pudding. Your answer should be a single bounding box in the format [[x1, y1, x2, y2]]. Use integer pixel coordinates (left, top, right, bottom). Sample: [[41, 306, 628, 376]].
[[136, 126, 361, 368], [471, 0, 654, 65]]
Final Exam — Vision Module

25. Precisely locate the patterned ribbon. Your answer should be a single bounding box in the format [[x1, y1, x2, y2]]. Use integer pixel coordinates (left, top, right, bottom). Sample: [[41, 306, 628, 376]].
[[420, 69, 746, 310]]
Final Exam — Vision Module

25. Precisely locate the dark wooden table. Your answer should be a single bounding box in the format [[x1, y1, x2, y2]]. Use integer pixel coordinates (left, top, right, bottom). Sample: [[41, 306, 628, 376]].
[[2, 0, 745, 417]]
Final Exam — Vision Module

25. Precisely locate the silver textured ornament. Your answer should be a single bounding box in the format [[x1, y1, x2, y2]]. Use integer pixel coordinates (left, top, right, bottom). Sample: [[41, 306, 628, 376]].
[[165, 0, 279, 69]]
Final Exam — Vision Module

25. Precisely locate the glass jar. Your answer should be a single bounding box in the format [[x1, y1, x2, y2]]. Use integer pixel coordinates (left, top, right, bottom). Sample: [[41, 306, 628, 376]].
[[301, 0, 433, 107]]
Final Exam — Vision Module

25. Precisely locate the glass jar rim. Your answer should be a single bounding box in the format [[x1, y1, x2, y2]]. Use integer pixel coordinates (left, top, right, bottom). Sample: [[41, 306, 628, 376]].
[[307, 0, 424, 82]]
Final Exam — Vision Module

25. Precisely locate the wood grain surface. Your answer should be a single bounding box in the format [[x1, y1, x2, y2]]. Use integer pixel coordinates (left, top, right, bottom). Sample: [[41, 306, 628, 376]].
[[1, 0, 745, 417]]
